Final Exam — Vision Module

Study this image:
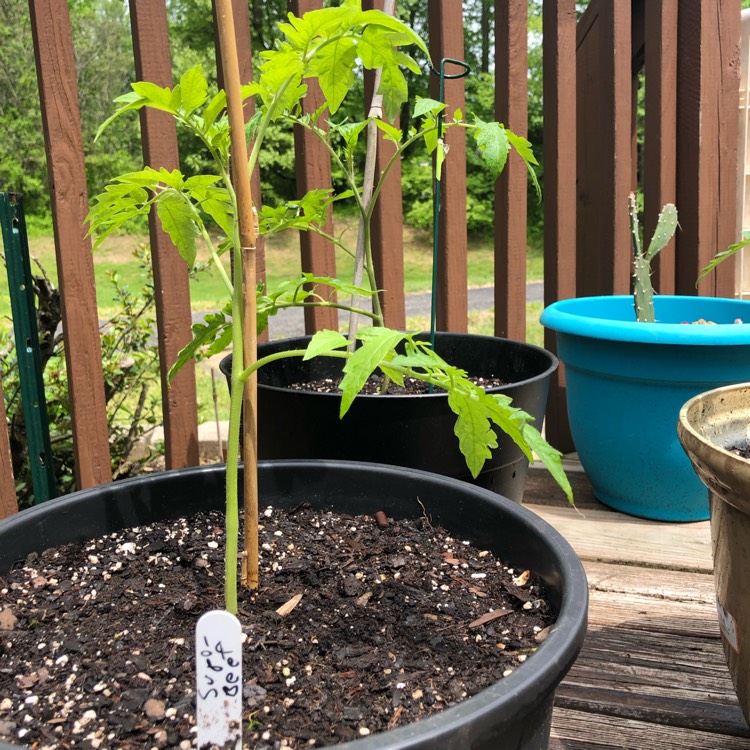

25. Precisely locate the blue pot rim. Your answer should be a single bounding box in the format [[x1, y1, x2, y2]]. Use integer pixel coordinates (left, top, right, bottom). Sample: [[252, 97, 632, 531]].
[[541, 295, 750, 345]]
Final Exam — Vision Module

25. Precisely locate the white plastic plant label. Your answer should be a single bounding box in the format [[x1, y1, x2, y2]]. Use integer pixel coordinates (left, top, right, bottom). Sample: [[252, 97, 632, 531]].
[[196, 610, 243, 749], [716, 598, 740, 654]]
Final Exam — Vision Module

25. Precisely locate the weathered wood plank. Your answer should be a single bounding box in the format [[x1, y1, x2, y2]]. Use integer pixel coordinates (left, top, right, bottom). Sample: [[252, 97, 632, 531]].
[[524, 463, 600, 509], [645, 0, 678, 295], [494, 0, 528, 341], [676, 0, 741, 297], [527, 503, 713, 570], [290, 0, 338, 334], [583, 560, 715, 603], [428, 0, 468, 333], [575, 0, 633, 296], [29, 0, 112, 489], [129, 0, 199, 470], [585, 589, 720, 638], [555, 686, 749, 739], [563, 659, 734, 704], [363, 0, 405, 331], [555, 685, 749, 737], [542, 0, 577, 453], [0, 377, 17, 519], [550, 707, 750, 749]]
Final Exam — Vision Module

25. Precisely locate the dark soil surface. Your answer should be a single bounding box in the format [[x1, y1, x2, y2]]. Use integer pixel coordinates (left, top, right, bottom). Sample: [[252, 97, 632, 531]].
[[289, 374, 506, 396], [0, 506, 553, 749]]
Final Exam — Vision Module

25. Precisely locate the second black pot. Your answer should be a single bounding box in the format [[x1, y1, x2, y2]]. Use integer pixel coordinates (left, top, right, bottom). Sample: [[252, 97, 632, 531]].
[[223, 332, 558, 502]]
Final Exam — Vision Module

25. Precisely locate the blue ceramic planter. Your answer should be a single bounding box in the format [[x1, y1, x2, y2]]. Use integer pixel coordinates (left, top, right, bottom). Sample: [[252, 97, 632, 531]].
[[541, 295, 750, 521]]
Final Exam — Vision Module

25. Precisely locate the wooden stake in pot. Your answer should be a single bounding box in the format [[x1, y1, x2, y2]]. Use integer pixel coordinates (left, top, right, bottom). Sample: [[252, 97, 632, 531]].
[[214, 0, 259, 591]]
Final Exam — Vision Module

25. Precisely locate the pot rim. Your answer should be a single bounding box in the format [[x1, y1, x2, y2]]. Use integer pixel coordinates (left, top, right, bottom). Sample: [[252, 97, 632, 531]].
[[679, 382, 750, 463], [0, 460, 587, 750], [250, 331, 559, 399], [541, 295, 750, 345]]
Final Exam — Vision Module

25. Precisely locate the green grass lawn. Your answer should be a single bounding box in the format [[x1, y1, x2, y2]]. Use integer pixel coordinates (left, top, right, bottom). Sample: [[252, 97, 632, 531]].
[[12, 217, 544, 315]]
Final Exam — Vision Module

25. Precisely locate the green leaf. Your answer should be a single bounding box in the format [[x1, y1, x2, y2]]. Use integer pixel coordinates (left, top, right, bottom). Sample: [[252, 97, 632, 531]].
[[155, 193, 200, 268], [522, 425, 574, 505], [472, 117, 510, 178], [86, 184, 152, 249], [114, 166, 179, 189], [435, 140, 446, 181], [484, 394, 533, 463], [200, 190, 234, 237], [339, 328, 406, 416], [203, 91, 227, 128], [697, 239, 750, 285], [331, 119, 369, 155], [357, 24, 396, 69], [179, 66, 208, 115], [183, 175, 222, 194], [506, 129, 541, 199], [422, 122, 439, 155], [254, 50, 306, 113], [307, 36, 358, 114], [388, 338, 451, 371], [168, 311, 231, 382], [94, 91, 145, 141], [304, 330, 348, 359], [359, 9, 430, 59], [413, 97, 446, 119], [447, 389, 500, 478], [131, 81, 176, 113], [374, 118, 402, 143], [379, 63, 409, 122]]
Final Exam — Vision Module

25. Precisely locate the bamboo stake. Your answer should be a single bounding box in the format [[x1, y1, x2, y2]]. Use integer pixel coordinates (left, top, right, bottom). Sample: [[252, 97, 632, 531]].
[[214, 0, 259, 591]]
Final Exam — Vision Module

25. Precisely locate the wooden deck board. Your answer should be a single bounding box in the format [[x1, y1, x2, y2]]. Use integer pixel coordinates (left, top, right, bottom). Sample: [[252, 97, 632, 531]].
[[550, 708, 750, 749], [531, 503, 712, 571], [524, 464, 750, 748]]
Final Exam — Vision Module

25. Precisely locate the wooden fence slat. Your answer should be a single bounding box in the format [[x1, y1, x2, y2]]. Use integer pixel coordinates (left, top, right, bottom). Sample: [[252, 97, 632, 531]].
[[215, 0, 268, 342], [575, 0, 633, 296], [645, 0, 678, 295], [29, 0, 112, 489], [367, 104, 406, 330], [364, 0, 405, 330], [0, 377, 18, 520], [676, 0, 741, 297], [428, 0, 468, 333], [289, 0, 338, 334], [543, 0, 577, 453], [129, 0, 199, 470], [494, 0, 529, 341]]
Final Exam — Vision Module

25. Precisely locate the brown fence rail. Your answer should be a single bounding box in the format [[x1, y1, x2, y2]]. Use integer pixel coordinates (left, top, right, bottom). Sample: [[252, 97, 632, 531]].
[[0, 0, 741, 516]]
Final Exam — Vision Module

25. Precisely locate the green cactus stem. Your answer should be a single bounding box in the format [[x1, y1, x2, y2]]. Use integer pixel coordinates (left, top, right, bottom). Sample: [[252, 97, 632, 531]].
[[630, 193, 678, 322]]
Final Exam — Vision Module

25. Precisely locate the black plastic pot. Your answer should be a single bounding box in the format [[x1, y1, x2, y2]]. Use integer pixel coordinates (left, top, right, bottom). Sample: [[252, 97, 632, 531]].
[[0, 460, 587, 750], [223, 332, 558, 502]]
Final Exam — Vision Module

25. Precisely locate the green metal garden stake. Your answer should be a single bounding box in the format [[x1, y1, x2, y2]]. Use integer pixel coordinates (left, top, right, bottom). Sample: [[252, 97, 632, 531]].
[[1, 192, 57, 502]]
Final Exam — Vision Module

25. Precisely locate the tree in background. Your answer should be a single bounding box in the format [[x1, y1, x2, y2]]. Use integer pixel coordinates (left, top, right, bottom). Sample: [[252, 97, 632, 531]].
[[0, 0, 140, 225], [0, 0, 49, 219], [0, 0, 544, 239]]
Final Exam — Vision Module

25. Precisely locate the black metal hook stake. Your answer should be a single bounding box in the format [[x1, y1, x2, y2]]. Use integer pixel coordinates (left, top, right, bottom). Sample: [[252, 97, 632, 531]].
[[428, 58, 471, 390]]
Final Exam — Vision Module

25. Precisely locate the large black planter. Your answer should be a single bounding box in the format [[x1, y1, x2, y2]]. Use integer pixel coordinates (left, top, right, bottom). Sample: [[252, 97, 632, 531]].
[[0, 461, 587, 750], [226, 332, 557, 502]]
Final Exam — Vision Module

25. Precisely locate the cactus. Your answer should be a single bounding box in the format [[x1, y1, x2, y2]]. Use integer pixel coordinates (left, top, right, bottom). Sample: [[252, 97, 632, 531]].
[[630, 193, 678, 322]]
